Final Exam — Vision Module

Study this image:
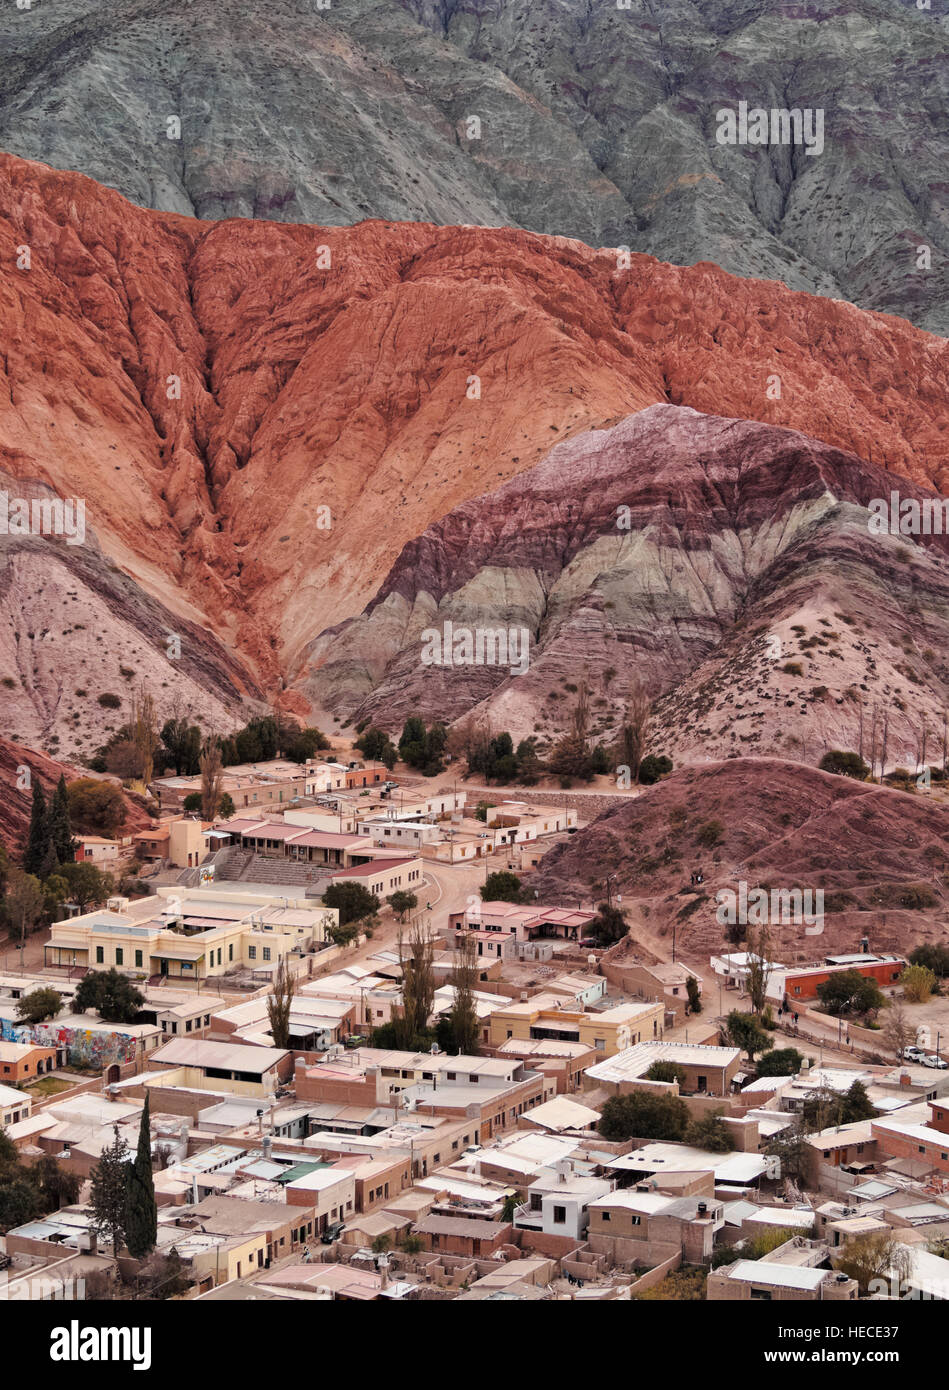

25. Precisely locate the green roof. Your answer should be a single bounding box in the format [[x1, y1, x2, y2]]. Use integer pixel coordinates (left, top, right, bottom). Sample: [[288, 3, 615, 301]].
[[275, 1161, 331, 1184]]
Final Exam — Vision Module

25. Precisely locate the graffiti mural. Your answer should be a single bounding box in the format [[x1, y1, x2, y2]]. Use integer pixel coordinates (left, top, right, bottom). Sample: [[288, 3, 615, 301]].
[[0, 1017, 137, 1068]]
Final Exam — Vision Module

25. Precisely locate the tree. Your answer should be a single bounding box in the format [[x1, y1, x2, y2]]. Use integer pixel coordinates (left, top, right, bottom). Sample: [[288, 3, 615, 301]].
[[58, 862, 115, 912], [160, 716, 202, 777], [548, 729, 594, 783], [199, 735, 224, 822], [35, 1153, 81, 1212], [685, 975, 702, 1014], [182, 792, 202, 812], [819, 749, 869, 779], [745, 927, 773, 1016], [135, 1249, 192, 1300], [900, 963, 936, 1004], [765, 1122, 814, 1185], [387, 890, 417, 923], [724, 1010, 770, 1061], [267, 958, 296, 1050], [354, 726, 397, 769], [444, 930, 480, 1056], [500, 1192, 523, 1223], [515, 739, 542, 784], [617, 678, 651, 783], [323, 881, 380, 926], [284, 727, 331, 763], [15, 987, 63, 1024], [802, 1079, 877, 1132], [684, 1109, 734, 1153], [395, 918, 436, 1047], [481, 871, 525, 903], [89, 1125, 131, 1256], [881, 1001, 914, 1059], [816, 969, 885, 1018], [23, 779, 49, 876], [587, 901, 629, 947], [6, 870, 45, 966], [67, 778, 126, 837], [75, 969, 144, 1024], [644, 1060, 687, 1086], [833, 1231, 911, 1295], [840, 1079, 878, 1124], [48, 775, 76, 865], [105, 739, 143, 781], [598, 1092, 689, 1142], [398, 716, 427, 768], [909, 943, 949, 978], [125, 1095, 157, 1259], [756, 1047, 804, 1077], [217, 793, 235, 819], [638, 754, 673, 785]]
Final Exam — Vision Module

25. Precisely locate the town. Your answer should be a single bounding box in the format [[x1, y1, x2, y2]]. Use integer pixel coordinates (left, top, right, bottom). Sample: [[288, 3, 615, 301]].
[[1, 746, 948, 1307]]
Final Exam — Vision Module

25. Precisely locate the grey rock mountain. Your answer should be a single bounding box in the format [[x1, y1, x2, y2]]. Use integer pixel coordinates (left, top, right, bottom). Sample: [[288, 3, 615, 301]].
[[0, 0, 945, 333]]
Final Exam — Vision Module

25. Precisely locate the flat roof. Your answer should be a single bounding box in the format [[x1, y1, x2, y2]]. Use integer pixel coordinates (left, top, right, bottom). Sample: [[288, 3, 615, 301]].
[[586, 1039, 739, 1083], [149, 1039, 289, 1073], [726, 1261, 829, 1290]]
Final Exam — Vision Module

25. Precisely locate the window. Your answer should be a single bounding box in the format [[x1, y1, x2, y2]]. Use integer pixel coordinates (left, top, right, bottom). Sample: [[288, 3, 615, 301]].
[[229, 944, 233, 962], [750, 1288, 772, 1300], [95, 946, 104, 964], [115, 948, 124, 965], [263, 947, 271, 961], [135, 950, 143, 968], [602, 1211, 610, 1222], [594, 1038, 605, 1051], [552, 1206, 566, 1225], [248, 946, 256, 960]]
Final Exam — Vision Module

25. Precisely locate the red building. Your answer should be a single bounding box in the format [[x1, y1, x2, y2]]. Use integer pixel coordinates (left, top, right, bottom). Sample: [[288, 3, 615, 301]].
[[782, 953, 905, 1003]]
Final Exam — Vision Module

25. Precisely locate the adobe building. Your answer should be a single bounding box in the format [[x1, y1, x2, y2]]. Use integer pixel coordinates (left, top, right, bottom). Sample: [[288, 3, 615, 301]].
[[486, 997, 662, 1059], [0, 1039, 58, 1084], [584, 1041, 742, 1098], [775, 953, 905, 1005], [587, 1190, 724, 1267]]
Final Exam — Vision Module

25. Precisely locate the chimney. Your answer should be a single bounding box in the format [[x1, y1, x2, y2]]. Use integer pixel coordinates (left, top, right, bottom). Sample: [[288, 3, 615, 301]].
[[377, 1251, 389, 1289], [262, 1134, 273, 1160]]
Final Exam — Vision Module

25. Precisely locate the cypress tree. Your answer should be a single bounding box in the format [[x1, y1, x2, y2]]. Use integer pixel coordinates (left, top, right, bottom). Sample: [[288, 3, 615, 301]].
[[125, 1094, 157, 1259], [23, 780, 49, 877], [48, 775, 76, 864]]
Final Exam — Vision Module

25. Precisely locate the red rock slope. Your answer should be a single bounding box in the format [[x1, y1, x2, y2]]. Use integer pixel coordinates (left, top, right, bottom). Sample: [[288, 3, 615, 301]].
[[1, 152, 947, 696], [0, 737, 152, 855]]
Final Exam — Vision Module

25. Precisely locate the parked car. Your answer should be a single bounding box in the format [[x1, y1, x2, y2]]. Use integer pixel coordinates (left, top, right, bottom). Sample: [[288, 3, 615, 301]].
[[902, 1046, 927, 1060], [320, 1221, 345, 1244], [922, 1054, 948, 1069]]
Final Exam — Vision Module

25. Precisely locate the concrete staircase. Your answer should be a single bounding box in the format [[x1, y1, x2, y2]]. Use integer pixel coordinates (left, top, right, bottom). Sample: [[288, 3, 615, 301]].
[[213, 846, 323, 891]]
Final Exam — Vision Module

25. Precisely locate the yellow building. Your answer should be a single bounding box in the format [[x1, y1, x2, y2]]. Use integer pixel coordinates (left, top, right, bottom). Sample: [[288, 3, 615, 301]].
[[486, 995, 664, 1059], [45, 888, 336, 983]]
